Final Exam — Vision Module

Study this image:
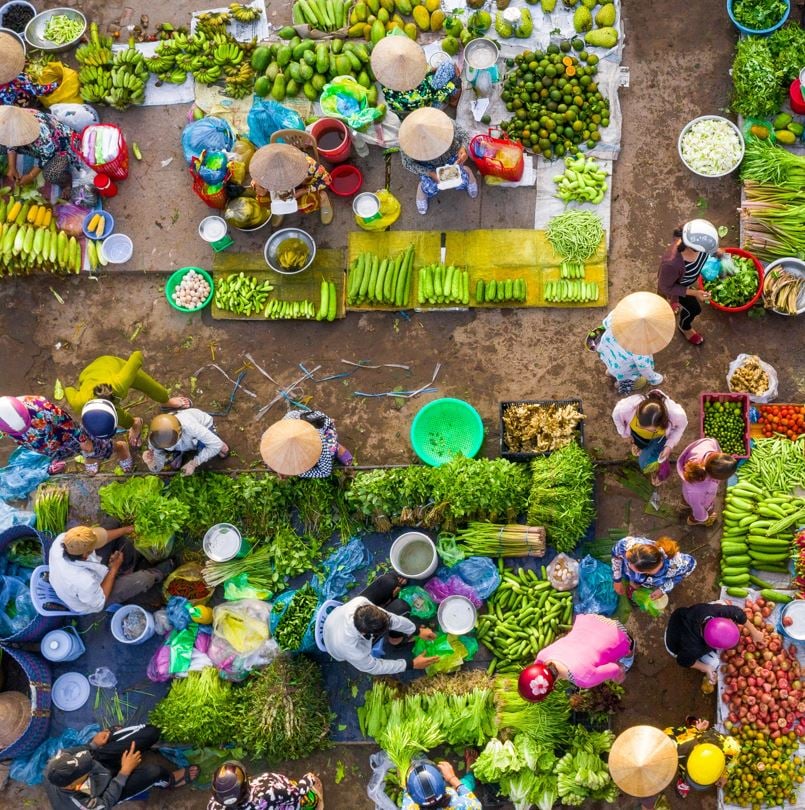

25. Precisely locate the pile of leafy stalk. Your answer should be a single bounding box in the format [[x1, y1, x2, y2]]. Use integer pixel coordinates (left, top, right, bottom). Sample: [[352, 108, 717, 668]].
[[767, 23, 805, 81], [731, 0, 787, 31], [703, 255, 759, 308], [99, 476, 189, 560], [740, 136, 805, 188], [346, 457, 530, 532], [526, 442, 596, 552], [567, 681, 625, 728], [731, 36, 784, 119]]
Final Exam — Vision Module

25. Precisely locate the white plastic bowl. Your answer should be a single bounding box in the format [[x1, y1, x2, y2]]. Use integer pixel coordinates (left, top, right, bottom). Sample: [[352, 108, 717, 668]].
[[678, 115, 745, 178], [101, 233, 133, 264]]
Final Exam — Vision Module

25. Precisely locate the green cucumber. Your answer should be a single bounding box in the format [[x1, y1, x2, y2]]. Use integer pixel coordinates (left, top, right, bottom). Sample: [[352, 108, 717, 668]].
[[726, 587, 749, 598], [759, 589, 793, 604]]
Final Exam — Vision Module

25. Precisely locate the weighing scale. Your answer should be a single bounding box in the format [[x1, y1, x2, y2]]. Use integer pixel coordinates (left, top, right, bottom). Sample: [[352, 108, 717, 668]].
[[198, 215, 233, 252]]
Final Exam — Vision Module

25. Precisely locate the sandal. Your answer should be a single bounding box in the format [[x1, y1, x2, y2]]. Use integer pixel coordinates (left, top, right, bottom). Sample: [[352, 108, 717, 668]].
[[119, 457, 134, 473], [128, 417, 144, 449], [416, 184, 428, 215], [465, 167, 478, 199], [172, 765, 200, 788], [678, 324, 704, 345], [335, 445, 353, 466], [319, 191, 333, 225], [84, 461, 99, 476]]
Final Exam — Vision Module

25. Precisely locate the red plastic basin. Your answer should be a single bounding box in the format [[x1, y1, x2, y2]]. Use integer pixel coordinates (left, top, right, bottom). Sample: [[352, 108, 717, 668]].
[[328, 163, 363, 198], [698, 246, 764, 313]]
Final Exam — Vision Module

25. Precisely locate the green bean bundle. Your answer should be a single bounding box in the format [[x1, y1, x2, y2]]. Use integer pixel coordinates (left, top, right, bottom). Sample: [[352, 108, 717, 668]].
[[546, 210, 604, 262]]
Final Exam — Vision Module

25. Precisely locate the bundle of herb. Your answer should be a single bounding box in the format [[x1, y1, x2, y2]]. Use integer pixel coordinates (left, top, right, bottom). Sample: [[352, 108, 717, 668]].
[[236, 655, 332, 761], [166, 472, 239, 541], [555, 727, 617, 805], [732, 0, 787, 32], [379, 708, 444, 787], [99, 476, 163, 522], [494, 677, 571, 745], [767, 23, 805, 81], [526, 442, 596, 552], [567, 682, 625, 728], [357, 679, 401, 738], [33, 484, 69, 536], [233, 474, 290, 538], [731, 37, 784, 119], [704, 255, 759, 308], [150, 668, 239, 747]]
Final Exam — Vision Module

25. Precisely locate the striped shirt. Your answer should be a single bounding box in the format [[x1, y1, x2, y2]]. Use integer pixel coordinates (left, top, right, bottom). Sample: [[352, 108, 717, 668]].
[[679, 250, 708, 287]]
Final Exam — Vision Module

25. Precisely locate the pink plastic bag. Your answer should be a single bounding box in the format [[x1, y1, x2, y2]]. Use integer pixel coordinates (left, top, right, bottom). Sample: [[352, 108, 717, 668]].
[[55, 202, 89, 236], [425, 575, 483, 608]]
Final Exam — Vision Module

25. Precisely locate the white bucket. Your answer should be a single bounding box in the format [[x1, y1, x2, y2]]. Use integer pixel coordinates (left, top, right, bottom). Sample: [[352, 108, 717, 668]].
[[203, 523, 246, 562], [390, 531, 438, 580], [779, 600, 805, 643], [352, 191, 381, 223], [52, 672, 90, 712], [110, 605, 155, 645], [41, 627, 86, 662]]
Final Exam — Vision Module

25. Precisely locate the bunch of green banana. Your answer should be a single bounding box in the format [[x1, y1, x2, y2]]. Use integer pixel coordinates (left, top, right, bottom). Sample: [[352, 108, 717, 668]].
[[196, 11, 231, 37], [214, 41, 244, 66], [78, 65, 113, 102], [0, 218, 82, 276], [151, 29, 251, 87], [79, 35, 148, 109], [224, 63, 255, 98], [229, 2, 262, 22], [75, 22, 113, 66]]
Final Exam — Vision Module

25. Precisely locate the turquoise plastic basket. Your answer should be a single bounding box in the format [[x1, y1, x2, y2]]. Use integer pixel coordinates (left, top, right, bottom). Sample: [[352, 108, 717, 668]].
[[410, 398, 484, 467]]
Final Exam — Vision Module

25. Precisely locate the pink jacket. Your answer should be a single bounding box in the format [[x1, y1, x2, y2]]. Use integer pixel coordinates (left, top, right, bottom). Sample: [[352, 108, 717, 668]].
[[536, 614, 631, 688], [611, 390, 688, 451]]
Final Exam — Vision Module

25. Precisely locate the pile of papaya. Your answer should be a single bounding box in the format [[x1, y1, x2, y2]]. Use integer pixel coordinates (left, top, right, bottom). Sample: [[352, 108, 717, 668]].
[[252, 37, 377, 103], [346, 0, 445, 42]]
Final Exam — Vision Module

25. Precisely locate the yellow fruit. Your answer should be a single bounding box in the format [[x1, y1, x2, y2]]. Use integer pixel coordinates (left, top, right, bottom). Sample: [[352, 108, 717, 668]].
[[379, 0, 394, 12], [391, 12, 404, 24], [412, 4, 430, 29], [425, 0, 440, 11], [377, 8, 389, 22], [354, 1, 369, 20], [16, 202, 29, 226], [26, 204, 38, 224], [88, 213, 101, 233], [386, 20, 402, 30], [348, 22, 365, 36], [404, 21, 418, 38], [430, 9, 445, 30], [95, 216, 106, 237], [43, 209, 52, 228], [7, 201, 20, 223], [34, 205, 47, 227]]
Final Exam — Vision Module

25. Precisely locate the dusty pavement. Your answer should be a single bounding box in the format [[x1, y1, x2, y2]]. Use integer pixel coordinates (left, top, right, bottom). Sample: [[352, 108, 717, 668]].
[[2, 0, 804, 807]]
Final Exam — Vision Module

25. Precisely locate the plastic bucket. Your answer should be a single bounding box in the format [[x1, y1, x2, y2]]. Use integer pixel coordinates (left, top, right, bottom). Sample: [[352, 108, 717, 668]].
[[110, 605, 155, 645], [101, 233, 133, 264], [390, 531, 438, 580], [40, 627, 85, 662], [437, 595, 477, 635], [203, 523, 248, 561], [310, 118, 351, 163], [0, 2, 35, 34], [329, 163, 363, 198], [51, 672, 90, 711], [198, 215, 227, 243], [352, 191, 381, 224]]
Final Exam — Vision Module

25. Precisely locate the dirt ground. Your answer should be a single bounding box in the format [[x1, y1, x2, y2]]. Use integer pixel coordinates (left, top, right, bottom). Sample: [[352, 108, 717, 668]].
[[3, 0, 805, 807]]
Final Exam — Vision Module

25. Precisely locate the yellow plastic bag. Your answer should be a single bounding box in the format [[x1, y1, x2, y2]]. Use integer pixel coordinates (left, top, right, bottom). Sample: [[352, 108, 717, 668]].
[[354, 189, 401, 231], [39, 63, 81, 106], [213, 599, 271, 654], [227, 136, 256, 184]]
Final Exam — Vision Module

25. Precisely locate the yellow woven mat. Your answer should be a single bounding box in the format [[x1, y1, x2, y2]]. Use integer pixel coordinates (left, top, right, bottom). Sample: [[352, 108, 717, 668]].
[[347, 229, 607, 309], [211, 248, 346, 320]]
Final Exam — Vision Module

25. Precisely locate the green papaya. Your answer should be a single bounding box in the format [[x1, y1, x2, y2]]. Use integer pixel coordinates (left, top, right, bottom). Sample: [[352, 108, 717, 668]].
[[357, 69, 371, 88], [276, 45, 292, 67], [303, 81, 318, 101], [585, 26, 618, 47], [271, 73, 286, 101], [292, 39, 315, 59], [253, 75, 270, 97], [315, 43, 329, 73], [299, 62, 314, 81], [773, 113, 793, 129], [311, 73, 327, 91], [594, 3, 616, 26], [277, 25, 297, 39], [514, 7, 532, 36], [344, 49, 362, 70], [775, 129, 797, 144], [303, 49, 317, 66], [265, 62, 280, 81], [370, 18, 385, 43], [573, 6, 592, 32], [331, 38, 344, 54], [251, 46, 271, 73], [366, 84, 378, 104], [286, 78, 300, 96], [335, 54, 352, 74], [787, 121, 804, 136], [288, 62, 303, 82]]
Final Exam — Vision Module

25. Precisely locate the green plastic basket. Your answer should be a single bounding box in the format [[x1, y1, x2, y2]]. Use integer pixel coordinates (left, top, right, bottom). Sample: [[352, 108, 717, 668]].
[[410, 398, 484, 467], [165, 267, 214, 313]]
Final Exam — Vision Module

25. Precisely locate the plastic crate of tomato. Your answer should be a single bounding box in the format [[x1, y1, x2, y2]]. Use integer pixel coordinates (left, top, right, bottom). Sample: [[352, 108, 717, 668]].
[[754, 403, 805, 440], [699, 392, 751, 459]]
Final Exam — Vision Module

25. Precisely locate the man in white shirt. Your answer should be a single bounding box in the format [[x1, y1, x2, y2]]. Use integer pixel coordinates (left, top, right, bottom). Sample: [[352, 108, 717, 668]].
[[142, 409, 228, 477], [323, 574, 440, 675], [48, 525, 170, 615]]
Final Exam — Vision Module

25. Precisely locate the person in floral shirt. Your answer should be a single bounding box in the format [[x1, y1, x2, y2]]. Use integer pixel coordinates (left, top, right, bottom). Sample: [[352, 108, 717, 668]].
[[208, 762, 323, 810], [0, 32, 57, 107], [0, 395, 92, 474]]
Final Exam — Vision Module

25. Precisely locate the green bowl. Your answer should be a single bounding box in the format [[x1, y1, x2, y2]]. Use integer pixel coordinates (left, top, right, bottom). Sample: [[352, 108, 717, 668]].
[[410, 398, 484, 467], [165, 267, 214, 313]]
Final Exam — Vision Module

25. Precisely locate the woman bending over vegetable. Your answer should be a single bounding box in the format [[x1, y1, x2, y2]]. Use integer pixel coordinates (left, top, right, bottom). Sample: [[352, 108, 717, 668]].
[[612, 390, 688, 486], [676, 439, 737, 526], [611, 536, 696, 603]]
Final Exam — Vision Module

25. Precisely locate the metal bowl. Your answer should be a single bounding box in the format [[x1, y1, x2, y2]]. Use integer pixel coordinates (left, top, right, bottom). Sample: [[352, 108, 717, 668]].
[[25, 7, 86, 53], [264, 227, 316, 275], [763, 257, 805, 316]]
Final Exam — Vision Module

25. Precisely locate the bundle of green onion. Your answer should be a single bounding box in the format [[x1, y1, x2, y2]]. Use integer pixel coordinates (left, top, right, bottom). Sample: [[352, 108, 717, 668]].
[[741, 138, 805, 189], [454, 522, 546, 557], [742, 181, 805, 262], [494, 676, 571, 746], [33, 484, 69, 536]]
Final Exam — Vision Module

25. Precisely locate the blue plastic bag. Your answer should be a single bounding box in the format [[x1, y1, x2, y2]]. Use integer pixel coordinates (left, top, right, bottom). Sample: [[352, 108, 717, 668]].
[[312, 537, 370, 601], [0, 448, 50, 500], [182, 117, 236, 164], [319, 76, 384, 130], [247, 98, 304, 148], [0, 575, 36, 637], [10, 724, 99, 785], [574, 555, 618, 616], [0, 500, 35, 532], [195, 150, 229, 185], [701, 255, 721, 282], [450, 557, 500, 599]]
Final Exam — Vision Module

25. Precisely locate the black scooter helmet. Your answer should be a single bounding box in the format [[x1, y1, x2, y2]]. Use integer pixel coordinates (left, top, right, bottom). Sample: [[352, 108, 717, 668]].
[[212, 761, 248, 806]]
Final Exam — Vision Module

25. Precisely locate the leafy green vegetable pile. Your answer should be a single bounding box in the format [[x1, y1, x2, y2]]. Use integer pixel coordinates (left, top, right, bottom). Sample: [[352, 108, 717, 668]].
[[704, 256, 759, 308], [732, 0, 787, 31], [766, 22, 805, 81], [347, 456, 531, 532], [730, 36, 784, 119], [526, 442, 596, 552]]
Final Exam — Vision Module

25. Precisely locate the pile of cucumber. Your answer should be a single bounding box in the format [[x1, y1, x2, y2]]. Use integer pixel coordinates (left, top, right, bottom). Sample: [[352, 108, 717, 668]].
[[417, 263, 469, 306], [544, 278, 600, 303], [474, 277, 527, 304], [347, 245, 414, 307]]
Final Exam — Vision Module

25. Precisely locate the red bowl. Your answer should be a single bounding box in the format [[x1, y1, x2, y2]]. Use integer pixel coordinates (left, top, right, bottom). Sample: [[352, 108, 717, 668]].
[[328, 163, 363, 198], [698, 246, 764, 313]]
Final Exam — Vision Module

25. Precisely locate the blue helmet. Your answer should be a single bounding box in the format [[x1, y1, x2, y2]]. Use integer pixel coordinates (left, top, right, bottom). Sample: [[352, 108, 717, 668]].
[[406, 761, 445, 807], [81, 398, 118, 439]]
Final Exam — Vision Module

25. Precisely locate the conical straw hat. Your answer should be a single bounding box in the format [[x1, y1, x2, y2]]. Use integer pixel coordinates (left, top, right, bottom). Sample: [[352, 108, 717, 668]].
[[0, 106, 40, 147], [608, 725, 678, 797], [370, 35, 428, 92], [399, 107, 455, 161], [249, 144, 310, 192], [611, 292, 676, 355], [260, 419, 322, 476], [0, 33, 25, 85], [0, 691, 30, 749]]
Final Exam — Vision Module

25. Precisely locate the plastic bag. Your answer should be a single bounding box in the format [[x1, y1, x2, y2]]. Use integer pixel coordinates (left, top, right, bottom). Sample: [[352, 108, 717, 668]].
[[195, 150, 229, 185], [0, 574, 36, 637], [399, 586, 437, 619], [169, 624, 199, 674], [451, 557, 500, 599], [39, 62, 81, 106], [355, 188, 400, 231], [208, 633, 279, 681], [425, 575, 483, 608], [367, 751, 399, 810], [55, 202, 88, 237], [246, 98, 304, 148], [701, 256, 721, 282], [9, 723, 99, 785], [0, 448, 50, 500], [320, 76, 384, 130], [0, 500, 35, 532], [213, 599, 271, 654], [575, 555, 618, 616], [49, 102, 99, 132], [162, 561, 212, 606], [227, 137, 256, 185], [223, 196, 270, 229], [436, 533, 465, 567], [182, 116, 236, 165], [223, 573, 271, 601], [413, 632, 477, 675], [312, 538, 371, 601], [727, 353, 778, 404], [547, 553, 579, 591]]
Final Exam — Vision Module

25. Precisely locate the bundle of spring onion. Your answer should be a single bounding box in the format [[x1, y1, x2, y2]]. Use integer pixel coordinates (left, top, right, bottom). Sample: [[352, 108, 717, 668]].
[[33, 484, 69, 535], [202, 543, 274, 589], [454, 522, 546, 557], [494, 676, 571, 745], [741, 180, 805, 261], [741, 137, 805, 189]]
